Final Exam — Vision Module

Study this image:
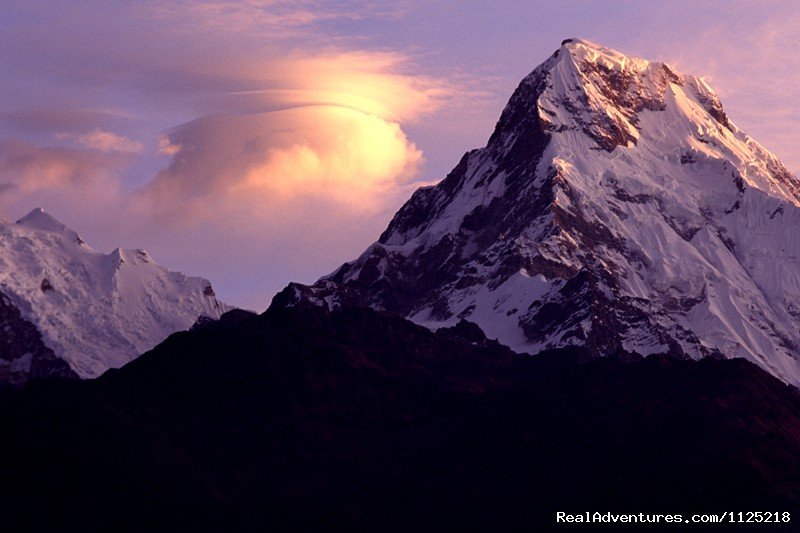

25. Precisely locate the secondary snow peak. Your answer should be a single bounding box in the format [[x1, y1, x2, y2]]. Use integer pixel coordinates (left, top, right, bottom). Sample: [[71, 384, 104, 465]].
[[0, 213, 232, 383]]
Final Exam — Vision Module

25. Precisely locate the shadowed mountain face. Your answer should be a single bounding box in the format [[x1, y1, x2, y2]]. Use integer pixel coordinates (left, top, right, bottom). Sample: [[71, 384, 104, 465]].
[[278, 39, 800, 387], [0, 291, 76, 387], [2, 306, 800, 531]]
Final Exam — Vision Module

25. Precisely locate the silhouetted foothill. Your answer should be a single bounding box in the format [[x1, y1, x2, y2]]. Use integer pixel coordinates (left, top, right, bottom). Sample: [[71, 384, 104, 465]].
[[2, 305, 800, 530]]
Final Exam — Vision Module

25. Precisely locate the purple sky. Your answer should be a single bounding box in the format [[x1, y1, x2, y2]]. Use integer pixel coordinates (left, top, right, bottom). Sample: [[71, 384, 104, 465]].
[[2, 1, 800, 310]]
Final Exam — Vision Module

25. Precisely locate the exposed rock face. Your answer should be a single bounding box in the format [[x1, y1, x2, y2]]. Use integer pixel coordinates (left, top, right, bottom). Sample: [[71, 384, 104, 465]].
[[275, 39, 800, 386], [0, 291, 76, 387]]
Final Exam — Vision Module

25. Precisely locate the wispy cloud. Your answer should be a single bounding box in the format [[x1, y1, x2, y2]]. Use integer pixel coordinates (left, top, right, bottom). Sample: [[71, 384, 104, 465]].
[[0, 140, 127, 225], [0, 108, 135, 135], [221, 50, 454, 122], [147, 0, 404, 38], [56, 129, 143, 154], [0, 140, 125, 191]]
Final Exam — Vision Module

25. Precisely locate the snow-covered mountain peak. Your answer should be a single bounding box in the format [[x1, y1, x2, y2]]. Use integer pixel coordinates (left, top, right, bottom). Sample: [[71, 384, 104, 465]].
[[487, 39, 800, 208], [17, 207, 75, 235], [560, 38, 650, 70], [276, 39, 800, 387], [0, 212, 232, 380], [526, 40, 702, 148]]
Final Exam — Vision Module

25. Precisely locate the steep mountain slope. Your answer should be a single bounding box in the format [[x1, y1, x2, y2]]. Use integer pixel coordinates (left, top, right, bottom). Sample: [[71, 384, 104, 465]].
[[2, 305, 799, 530], [0, 208, 229, 381], [277, 38, 800, 386], [0, 290, 76, 387]]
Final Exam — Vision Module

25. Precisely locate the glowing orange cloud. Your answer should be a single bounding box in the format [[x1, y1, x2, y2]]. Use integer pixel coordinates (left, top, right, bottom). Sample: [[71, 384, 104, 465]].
[[241, 106, 422, 207], [136, 44, 467, 227], [145, 104, 422, 220]]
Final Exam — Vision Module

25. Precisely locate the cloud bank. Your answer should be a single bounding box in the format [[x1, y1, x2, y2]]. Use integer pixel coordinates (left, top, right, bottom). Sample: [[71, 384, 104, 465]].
[[144, 105, 422, 220]]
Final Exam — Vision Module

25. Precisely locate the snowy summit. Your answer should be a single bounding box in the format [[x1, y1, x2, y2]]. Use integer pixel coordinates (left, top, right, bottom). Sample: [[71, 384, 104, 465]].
[[0, 208, 230, 383], [276, 39, 800, 387]]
